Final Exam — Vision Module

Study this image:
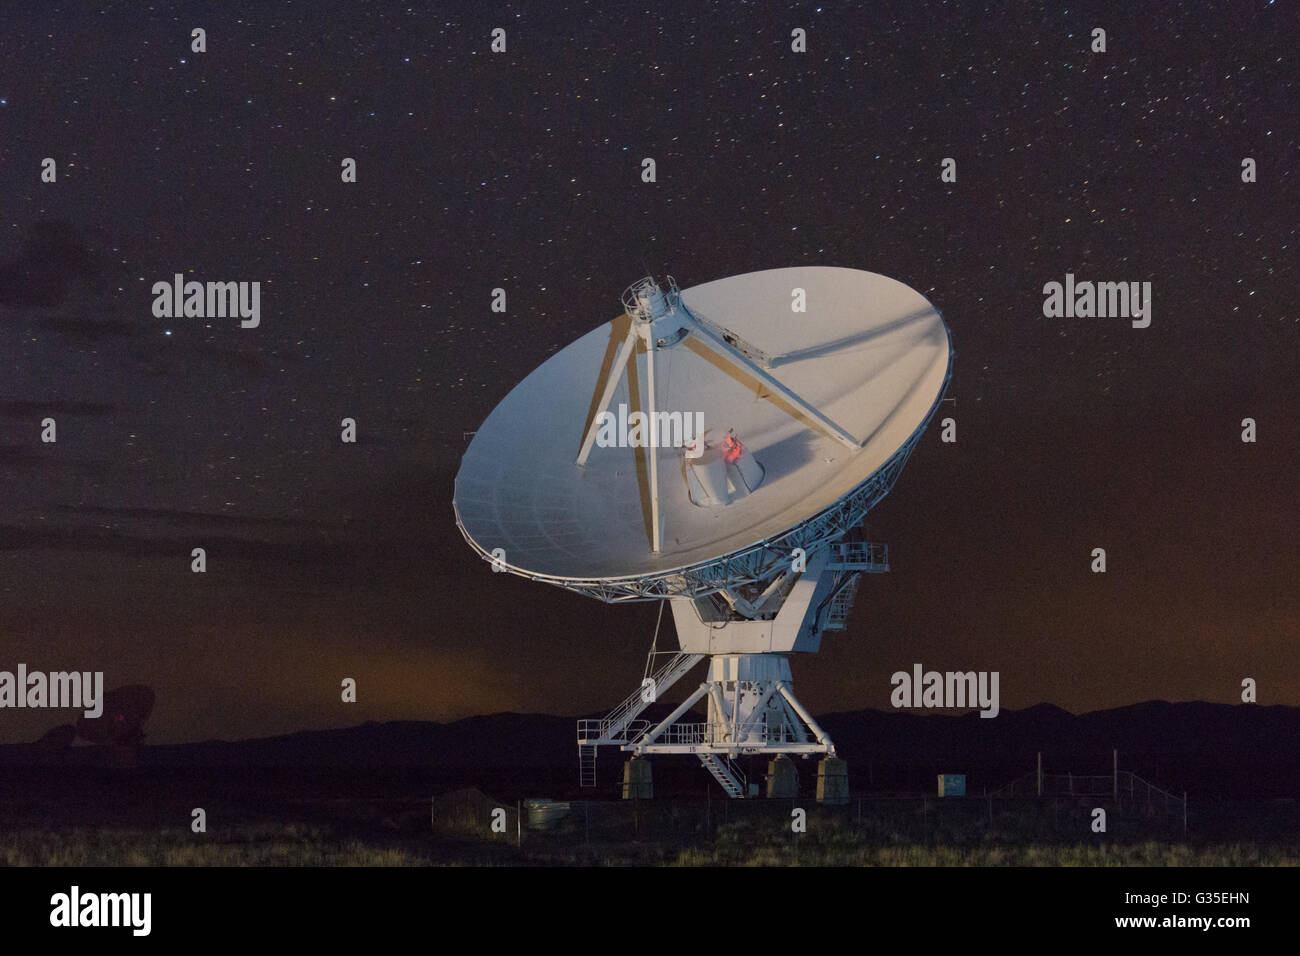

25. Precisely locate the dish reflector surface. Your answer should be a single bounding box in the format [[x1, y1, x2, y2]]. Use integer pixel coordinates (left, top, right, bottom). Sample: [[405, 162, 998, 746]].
[[454, 267, 950, 590]]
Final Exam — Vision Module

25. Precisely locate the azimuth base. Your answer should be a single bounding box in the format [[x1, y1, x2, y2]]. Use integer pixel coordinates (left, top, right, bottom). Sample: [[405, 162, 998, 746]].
[[631, 655, 835, 757]]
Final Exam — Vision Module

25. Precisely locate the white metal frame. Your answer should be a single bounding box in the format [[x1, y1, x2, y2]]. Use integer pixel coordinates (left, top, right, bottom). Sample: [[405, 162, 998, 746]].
[[573, 276, 862, 554]]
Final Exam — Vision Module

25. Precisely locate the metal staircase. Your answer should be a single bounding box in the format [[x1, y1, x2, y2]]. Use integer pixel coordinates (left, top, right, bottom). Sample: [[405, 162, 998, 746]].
[[698, 753, 747, 798], [825, 575, 861, 630], [576, 651, 704, 786], [822, 540, 889, 630], [609, 652, 704, 741], [579, 743, 598, 788]]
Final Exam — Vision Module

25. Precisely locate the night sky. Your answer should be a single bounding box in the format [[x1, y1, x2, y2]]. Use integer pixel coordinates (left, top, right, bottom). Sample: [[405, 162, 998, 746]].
[[0, 2, 1295, 745]]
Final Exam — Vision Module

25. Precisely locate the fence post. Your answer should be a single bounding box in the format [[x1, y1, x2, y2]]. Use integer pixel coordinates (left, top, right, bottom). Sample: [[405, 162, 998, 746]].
[[516, 799, 521, 848]]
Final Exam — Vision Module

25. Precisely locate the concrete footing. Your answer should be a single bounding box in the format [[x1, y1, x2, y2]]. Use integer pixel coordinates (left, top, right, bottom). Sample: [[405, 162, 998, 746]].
[[621, 756, 653, 799], [766, 754, 799, 799], [816, 756, 849, 804]]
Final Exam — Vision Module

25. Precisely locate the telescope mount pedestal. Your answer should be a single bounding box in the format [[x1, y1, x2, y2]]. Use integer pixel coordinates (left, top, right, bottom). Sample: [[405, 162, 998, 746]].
[[576, 539, 887, 797]]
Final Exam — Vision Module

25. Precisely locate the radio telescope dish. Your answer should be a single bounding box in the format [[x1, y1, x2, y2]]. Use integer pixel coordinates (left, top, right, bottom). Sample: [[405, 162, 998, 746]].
[[453, 267, 952, 797], [455, 267, 950, 601]]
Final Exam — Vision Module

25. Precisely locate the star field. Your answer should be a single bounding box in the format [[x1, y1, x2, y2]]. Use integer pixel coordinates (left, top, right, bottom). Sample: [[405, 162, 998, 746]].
[[0, 0, 1294, 743]]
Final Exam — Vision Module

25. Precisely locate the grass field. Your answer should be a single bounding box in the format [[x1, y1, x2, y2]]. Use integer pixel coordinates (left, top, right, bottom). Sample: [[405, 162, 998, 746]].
[[4, 769, 1297, 866], [4, 799, 1298, 866], [5, 824, 1298, 866]]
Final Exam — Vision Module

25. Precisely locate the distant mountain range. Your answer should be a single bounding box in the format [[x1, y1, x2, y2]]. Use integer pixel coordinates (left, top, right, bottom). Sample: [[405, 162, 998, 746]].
[[4, 701, 1297, 796]]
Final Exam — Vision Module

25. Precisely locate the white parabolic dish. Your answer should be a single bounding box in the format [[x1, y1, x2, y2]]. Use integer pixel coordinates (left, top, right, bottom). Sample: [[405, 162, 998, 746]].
[[454, 266, 951, 595]]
